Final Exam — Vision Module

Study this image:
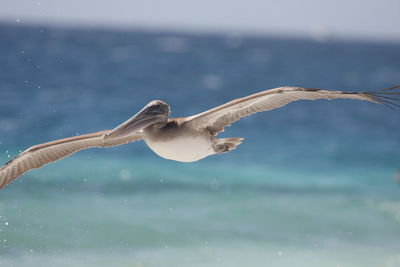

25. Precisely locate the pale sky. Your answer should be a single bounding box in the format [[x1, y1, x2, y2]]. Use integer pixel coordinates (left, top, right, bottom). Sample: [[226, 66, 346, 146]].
[[1, 0, 400, 41]]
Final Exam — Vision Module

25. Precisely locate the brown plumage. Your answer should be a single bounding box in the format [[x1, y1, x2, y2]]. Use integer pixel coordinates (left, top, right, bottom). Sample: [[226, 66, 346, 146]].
[[0, 131, 143, 188], [1, 86, 399, 189], [183, 86, 400, 134]]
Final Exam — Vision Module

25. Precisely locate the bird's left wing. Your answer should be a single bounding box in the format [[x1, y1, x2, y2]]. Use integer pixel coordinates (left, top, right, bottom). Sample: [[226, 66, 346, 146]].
[[0, 130, 143, 189], [183, 86, 400, 135]]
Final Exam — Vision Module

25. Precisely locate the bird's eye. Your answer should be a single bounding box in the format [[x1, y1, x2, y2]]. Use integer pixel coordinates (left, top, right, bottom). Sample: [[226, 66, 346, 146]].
[[149, 104, 162, 112]]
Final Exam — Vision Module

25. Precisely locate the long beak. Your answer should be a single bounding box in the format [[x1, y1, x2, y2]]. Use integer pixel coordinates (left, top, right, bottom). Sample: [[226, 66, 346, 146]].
[[104, 106, 166, 139]]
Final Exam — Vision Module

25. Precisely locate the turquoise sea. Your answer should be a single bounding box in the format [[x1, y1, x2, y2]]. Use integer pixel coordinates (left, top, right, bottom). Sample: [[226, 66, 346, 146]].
[[0, 23, 400, 266]]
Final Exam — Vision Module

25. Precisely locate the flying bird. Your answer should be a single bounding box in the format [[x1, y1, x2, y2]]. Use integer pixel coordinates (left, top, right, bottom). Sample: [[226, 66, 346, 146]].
[[1, 86, 399, 189]]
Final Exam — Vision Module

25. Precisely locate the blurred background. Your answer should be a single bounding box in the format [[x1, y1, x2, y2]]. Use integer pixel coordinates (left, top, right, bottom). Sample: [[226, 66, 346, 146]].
[[0, 1, 399, 266]]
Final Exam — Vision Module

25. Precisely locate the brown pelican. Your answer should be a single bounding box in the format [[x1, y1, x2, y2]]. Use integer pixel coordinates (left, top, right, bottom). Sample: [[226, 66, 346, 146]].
[[0, 86, 399, 189]]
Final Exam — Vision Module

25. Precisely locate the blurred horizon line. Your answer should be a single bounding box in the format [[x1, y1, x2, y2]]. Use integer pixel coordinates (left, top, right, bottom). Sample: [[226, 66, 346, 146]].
[[1, 19, 400, 45]]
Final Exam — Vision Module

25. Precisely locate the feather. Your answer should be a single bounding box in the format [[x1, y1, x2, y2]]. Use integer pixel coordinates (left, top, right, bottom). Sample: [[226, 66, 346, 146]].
[[0, 131, 143, 189]]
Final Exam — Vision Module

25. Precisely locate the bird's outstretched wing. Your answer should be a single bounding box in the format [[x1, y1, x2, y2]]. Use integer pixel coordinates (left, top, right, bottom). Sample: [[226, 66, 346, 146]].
[[0, 130, 143, 189], [183, 86, 400, 135]]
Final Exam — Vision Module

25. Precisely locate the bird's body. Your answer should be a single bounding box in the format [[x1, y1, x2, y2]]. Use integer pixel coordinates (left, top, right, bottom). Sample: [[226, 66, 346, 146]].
[[0, 86, 399, 189], [143, 120, 215, 162], [143, 119, 242, 162]]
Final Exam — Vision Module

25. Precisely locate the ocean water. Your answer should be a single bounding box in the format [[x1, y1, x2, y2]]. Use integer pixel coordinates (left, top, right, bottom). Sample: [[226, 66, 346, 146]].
[[0, 23, 399, 267]]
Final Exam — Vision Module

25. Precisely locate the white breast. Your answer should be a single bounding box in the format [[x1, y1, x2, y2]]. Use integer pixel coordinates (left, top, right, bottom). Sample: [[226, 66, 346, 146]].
[[143, 134, 214, 162]]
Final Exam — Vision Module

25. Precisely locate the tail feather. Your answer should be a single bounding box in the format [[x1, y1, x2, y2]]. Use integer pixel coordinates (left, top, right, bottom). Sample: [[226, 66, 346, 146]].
[[213, 137, 244, 153]]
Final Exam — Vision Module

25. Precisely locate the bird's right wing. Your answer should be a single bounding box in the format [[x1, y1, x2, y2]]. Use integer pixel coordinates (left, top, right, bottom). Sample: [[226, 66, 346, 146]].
[[0, 130, 143, 189]]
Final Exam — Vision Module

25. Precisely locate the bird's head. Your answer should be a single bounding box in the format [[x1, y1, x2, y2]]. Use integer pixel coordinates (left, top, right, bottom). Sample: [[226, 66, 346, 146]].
[[145, 100, 170, 116], [105, 100, 170, 139], [142, 100, 170, 128]]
